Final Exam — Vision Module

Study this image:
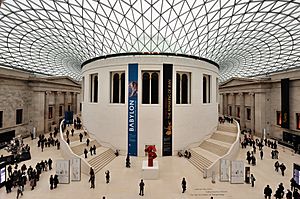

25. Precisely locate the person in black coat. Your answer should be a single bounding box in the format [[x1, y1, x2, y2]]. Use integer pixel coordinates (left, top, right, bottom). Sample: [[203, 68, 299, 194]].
[[84, 148, 88, 158], [50, 175, 54, 190], [79, 133, 83, 142], [53, 175, 59, 189], [181, 177, 187, 193], [48, 158, 53, 170], [105, 170, 110, 184], [250, 174, 256, 187], [89, 174, 95, 189], [280, 163, 286, 176], [293, 189, 300, 199], [139, 179, 145, 196], [264, 185, 272, 199]]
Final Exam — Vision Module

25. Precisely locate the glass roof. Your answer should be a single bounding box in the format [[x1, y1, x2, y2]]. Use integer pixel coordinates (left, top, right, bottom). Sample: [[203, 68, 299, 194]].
[[1, 0, 300, 81]]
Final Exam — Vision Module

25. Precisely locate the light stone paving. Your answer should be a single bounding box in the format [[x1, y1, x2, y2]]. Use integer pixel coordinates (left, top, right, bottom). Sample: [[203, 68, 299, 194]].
[[0, 135, 299, 199]]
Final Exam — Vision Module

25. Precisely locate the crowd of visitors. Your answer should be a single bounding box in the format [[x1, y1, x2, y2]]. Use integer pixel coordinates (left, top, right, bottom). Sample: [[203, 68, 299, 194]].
[[5, 158, 55, 198]]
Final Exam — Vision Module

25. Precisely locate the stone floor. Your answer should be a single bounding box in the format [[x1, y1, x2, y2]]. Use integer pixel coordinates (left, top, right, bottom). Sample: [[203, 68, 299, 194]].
[[0, 135, 299, 199]]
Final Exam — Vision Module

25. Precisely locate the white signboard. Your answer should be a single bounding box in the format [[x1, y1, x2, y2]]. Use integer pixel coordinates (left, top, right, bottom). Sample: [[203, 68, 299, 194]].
[[71, 158, 81, 181], [220, 159, 230, 182], [230, 160, 244, 184], [56, 160, 70, 184]]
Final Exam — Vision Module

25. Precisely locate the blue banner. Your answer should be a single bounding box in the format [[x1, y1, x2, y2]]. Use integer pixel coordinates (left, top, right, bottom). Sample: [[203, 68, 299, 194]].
[[128, 63, 138, 156]]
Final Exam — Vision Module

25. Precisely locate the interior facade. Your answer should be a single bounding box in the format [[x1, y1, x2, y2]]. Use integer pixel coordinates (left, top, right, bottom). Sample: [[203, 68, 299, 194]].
[[1, 1, 300, 199]]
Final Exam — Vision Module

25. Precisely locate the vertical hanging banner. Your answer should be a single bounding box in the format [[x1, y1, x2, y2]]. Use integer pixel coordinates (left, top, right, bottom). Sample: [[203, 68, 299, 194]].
[[128, 63, 138, 156], [281, 78, 289, 129], [163, 64, 173, 156]]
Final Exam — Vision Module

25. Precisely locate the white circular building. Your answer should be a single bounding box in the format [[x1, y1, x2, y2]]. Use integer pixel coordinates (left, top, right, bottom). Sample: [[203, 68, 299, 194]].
[[81, 53, 219, 156]]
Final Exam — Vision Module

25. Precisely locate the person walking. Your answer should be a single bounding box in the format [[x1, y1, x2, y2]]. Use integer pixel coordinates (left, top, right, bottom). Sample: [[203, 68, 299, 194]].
[[260, 150, 264, 160], [291, 177, 297, 191], [139, 179, 145, 196], [50, 175, 54, 190], [264, 185, 272, 199], [275, 161, 280, 172], [90, 146, 93, 156], [93, 145, 96, 155], [105, 170, 110, 184], [89, 174, 95, 189], [53, 175, 59, 189], [181, 177, 187, 193], [293, 189, 300, 199], [286, 189, 293, 199], [86, 138, 90, 146], [250, 174, 256, 187], [16, 184, 23, 199], [48, 158, 53, 170], [79, 133, 83, 142], [84, 148, 88, 158], [280, 163, 286, 176]]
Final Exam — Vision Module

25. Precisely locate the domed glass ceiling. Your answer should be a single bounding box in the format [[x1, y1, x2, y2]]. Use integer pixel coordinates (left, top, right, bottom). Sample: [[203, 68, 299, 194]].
[[0, 0, 300, 81]]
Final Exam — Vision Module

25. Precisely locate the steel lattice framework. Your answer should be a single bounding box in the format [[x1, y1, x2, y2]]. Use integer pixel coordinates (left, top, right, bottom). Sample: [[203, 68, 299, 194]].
[[1, 0, 300, 81]]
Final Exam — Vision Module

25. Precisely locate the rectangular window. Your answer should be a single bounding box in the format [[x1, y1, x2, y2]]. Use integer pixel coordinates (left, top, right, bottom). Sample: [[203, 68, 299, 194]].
[[229, 106, 232, 116], [110, 71, 125, 103], [203, 74, 211, 103], [142, 71, 159, 104], [0, 111, 3, 128], [59, 105, 63, 117], [16, 109, 23, 125], [90, 74, 98, 103], [296, 113, 300, 130], [176, 72, 191, 104], [48, 106, 53, 119], [237, 107, 240, 118], [246, 108, 251, 120], [277, 111, 282, 126]]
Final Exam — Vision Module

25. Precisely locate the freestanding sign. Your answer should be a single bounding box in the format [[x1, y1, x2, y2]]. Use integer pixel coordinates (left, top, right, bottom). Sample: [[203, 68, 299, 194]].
[[162, 64, 173, 156], [220, 159, 230, 182], [56, 160, 70, 184], [230, 160, 244, 184], [71, 158, 81, 181], [128, 63, 138, 156]]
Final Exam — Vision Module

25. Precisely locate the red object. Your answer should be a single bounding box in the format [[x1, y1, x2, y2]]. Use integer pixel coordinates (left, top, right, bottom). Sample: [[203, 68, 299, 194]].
[[145, 145, 157, 167]]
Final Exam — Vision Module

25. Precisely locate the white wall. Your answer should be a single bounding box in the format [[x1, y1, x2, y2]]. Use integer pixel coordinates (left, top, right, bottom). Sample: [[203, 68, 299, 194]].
[[82, 55, 219, 156]]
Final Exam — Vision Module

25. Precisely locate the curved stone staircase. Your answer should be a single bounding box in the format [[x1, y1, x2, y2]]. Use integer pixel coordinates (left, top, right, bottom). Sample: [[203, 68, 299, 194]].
[[188, 122, 238, 172], [63, 125, 116, 174]]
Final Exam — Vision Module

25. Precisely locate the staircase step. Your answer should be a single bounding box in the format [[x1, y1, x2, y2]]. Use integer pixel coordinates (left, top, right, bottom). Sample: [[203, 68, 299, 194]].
[[188, 149, 213, 172], [211, 132, 236, 144], [199, 140, 229, 157], [88, 149, 116, 173], [71, 140, 101, 156]]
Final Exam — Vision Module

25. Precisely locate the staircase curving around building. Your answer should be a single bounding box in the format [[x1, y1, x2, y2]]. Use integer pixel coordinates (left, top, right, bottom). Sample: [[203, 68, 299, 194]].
[[188, 122, 238, 173]]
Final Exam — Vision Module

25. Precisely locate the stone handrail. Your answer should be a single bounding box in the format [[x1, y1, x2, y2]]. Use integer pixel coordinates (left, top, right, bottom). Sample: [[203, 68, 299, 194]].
[[204, 119, 241, 178], [59, 119, 91, 175]]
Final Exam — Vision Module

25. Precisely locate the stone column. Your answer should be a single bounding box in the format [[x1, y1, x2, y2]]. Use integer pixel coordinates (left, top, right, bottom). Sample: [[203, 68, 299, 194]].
[[64, 92, 69, 112], [219, 93, 224, 115], [44, 91, 50, 134], [231, 93, 236, 117], [71, 92, 77, 114], [54, 92, 60, 127], [249, 92, 255, 134], [239, 92, 245, 130], [223, 93, 228, 115]]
